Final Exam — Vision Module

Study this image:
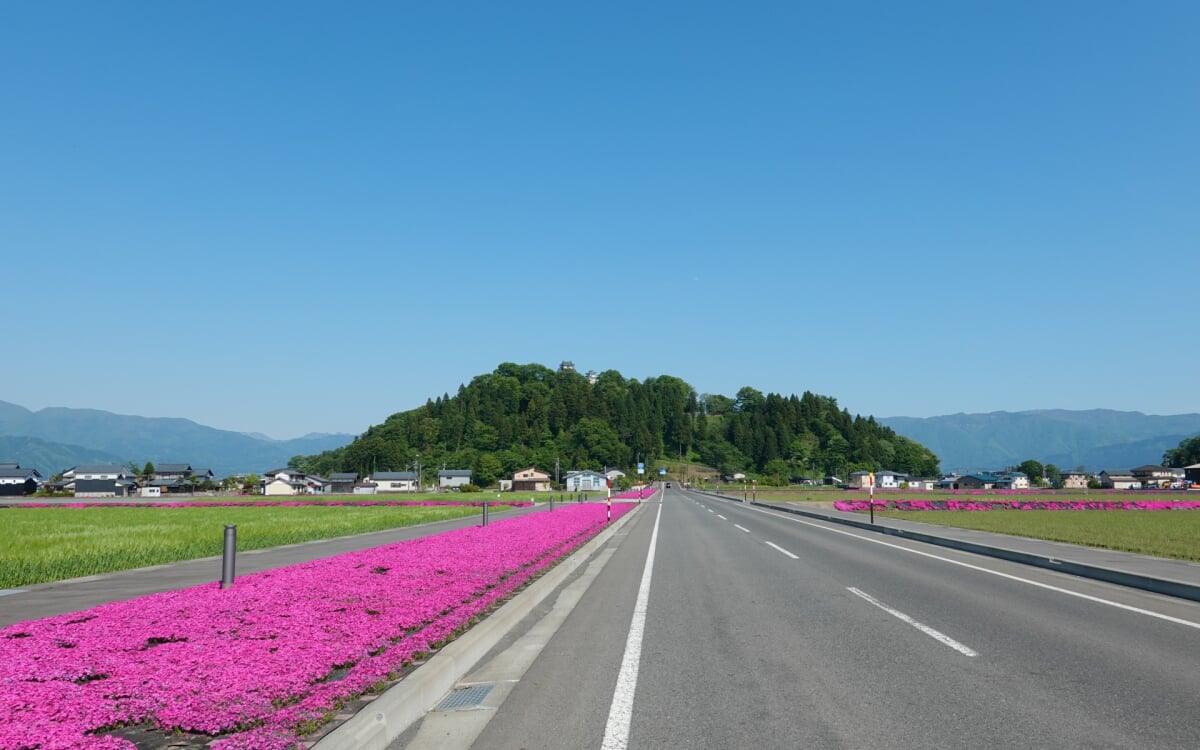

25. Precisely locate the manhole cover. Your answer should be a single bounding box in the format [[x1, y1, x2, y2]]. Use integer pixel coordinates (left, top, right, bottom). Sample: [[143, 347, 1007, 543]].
[[435, 683, 495, 711]]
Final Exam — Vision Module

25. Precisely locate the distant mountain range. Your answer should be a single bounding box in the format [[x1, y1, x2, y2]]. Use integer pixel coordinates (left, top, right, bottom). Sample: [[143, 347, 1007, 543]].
[[881, 409, 1200, 473], [0, 401, 356, 478]]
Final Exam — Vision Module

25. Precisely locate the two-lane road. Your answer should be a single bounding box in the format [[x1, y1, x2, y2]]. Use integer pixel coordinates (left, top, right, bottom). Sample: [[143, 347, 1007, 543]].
[[399, 488, 1200, 749]]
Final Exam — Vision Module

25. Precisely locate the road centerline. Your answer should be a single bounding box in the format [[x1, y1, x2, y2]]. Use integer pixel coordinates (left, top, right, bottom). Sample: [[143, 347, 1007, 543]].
[[765, 541, 799, 559], [848, 587, 978, 657]]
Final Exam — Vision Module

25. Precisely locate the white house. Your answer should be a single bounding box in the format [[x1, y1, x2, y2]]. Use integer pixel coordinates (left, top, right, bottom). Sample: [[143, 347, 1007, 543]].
[[438, 469, 473, 490], [261, 469, 331, 496], [1003, 471, 1031, 490], [71, 464, 136, 498], [1099, 470, 1140, 490], [564, 470, 609, 492], [372, 471, 418, 493], [0, 465, 42, 497]]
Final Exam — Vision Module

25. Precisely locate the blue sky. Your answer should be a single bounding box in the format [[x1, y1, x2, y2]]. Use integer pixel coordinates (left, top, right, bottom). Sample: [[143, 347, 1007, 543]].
[[3, 1, 1197, 439]]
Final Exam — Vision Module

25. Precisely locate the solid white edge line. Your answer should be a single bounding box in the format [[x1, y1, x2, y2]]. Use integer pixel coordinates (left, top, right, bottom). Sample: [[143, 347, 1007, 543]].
[[849, 587, 978, 657], [601, 501, 663, 750], [765, 541, 799, 559], [734, 525, 750, 533], [745, 505, 1200, 631], [717, 515, 727, 520]]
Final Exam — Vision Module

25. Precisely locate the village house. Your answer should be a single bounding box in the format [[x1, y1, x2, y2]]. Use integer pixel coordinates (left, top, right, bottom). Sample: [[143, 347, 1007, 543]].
[[0, 464, 42, 496], [330, 472, 359, 494], [1099, 470, 1140, 490], [437, 469, 473, 490], [512, 467, 551, 492], [564, 470, 609, 491], [261, 469, 331, 496], [1061, 470, 1091, 489], [69, 464, 136, 498], [1130, 465, 1177, 489], [372, 471, 418, 493]]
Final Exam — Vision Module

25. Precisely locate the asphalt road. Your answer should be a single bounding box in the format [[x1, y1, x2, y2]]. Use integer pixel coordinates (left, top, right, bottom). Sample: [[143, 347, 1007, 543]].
[[398, 487, 1200, 749]]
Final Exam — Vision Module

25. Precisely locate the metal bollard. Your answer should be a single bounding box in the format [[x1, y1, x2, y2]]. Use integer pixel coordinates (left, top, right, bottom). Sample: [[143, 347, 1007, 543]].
[[482, 501, 489, 526], [550, 495, 554, 511], [220, 525, 237, 589]]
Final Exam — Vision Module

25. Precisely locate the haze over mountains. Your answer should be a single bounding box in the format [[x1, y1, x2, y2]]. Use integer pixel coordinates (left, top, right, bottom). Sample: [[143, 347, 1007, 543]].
[[2, 397, 1196, 480], [880, 409, 1200, 473], [0, 401, 355, 478]]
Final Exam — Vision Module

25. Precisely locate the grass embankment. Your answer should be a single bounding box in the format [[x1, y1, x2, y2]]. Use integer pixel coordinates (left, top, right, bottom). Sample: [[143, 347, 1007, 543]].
[[871, 509, 1200, 562], [2, 503, 494, 589]]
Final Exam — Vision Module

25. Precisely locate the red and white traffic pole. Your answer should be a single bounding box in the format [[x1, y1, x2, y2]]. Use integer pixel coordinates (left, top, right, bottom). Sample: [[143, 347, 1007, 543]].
[[606, 478, 612, 523], [869, 472, 876, 524]]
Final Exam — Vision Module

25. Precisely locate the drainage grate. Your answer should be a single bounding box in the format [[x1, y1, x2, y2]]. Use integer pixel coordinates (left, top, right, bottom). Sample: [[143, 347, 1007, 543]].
[[435, 683, 495, 711]]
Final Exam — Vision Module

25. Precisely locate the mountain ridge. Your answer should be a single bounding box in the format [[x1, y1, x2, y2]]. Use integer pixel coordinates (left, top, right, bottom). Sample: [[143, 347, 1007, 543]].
[[880, 409, 1200, 472], [0, 401, 356, 478]]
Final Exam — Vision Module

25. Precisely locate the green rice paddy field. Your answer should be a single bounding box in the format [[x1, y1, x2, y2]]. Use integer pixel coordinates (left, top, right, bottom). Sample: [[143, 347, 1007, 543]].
[[1, 503, 493, 589], [869, 508, 1200, 562]]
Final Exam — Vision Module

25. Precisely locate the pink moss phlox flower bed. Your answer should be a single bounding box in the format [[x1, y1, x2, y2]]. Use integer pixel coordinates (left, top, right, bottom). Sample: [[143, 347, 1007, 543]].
[[835, 499, 1200, 512], [12, 500, 534, 510], [0, 503, 635, 749]]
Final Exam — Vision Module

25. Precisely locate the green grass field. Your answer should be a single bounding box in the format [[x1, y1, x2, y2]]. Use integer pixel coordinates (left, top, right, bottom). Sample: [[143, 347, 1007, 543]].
[[869, 509, 1200, 562], [1, 503, 496, 589]]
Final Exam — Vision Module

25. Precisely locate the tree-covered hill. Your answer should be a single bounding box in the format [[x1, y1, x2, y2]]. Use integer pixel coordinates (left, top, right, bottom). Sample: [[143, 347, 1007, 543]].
[[290, 363, 940, 485]]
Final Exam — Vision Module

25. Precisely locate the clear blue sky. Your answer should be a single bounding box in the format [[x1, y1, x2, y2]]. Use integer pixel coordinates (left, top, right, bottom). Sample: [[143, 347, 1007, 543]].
[[4, 2, 1197, 439]]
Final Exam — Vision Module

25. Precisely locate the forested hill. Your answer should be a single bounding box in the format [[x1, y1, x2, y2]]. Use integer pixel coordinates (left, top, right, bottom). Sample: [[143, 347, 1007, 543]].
[[291, 363, 940, 485]]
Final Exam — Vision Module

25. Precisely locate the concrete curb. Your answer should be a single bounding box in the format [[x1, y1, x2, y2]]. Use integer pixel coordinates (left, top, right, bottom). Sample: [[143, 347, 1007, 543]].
[[312, 503, 643, 750], [698, 491, 1200, 604]]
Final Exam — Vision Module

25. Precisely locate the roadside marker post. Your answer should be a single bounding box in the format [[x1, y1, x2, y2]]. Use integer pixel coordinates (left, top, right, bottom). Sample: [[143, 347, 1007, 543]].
[[607, 478, 612, 523], [220, 525, 237, 589]]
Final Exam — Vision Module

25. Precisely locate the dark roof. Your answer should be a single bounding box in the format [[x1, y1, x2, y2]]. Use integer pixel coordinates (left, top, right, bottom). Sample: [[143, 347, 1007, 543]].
[[0, 463, 19, 469], [438, 469, 472, 478], [1131, 465, 1168, 473], [330, 472, 359, 481], [0, 468, 40, 479], [156, 463, 193, 473], [374, 471, 417, 480]]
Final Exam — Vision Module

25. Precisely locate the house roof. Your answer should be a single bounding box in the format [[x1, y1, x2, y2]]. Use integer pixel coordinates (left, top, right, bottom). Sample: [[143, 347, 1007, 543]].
[[0, 468, 40, 479], [330, 472, 359, 481], [438, 469, 472, 477], [156, 463, 192, 473], [74, 464, 128, 474], [0, 463, 19, 470], [1131, 464, 1168, 473], [1099, 469, 1135, 477], [374, 471, 416, 480]]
